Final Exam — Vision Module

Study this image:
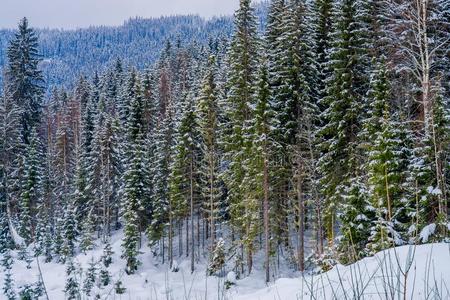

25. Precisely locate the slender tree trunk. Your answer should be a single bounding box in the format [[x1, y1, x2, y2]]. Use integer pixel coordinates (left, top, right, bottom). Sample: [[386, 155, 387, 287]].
[[168, 197, 173, 269], [297, 171, 305, 272], [247, 247, 253, 275], [210, 154, 215, 250], [178, 221, 182, 257], [190, 157, 195, 273], [186, 217, 189, 258], [263, 155, 270, 282]]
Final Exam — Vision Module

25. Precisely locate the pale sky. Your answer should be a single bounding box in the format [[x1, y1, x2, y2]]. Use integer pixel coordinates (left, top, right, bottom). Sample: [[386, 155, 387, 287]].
[[0, 0, 244, 29]]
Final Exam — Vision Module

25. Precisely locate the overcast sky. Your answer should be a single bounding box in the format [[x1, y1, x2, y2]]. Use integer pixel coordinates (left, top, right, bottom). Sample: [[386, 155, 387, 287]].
[[0, 0, 244, 29]]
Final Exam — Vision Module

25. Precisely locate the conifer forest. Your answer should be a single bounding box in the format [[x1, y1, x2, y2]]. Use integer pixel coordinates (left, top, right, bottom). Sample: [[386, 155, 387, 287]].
[[0, 0, 449, 299]]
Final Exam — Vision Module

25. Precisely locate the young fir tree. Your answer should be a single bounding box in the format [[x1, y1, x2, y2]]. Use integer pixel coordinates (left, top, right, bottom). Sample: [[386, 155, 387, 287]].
[[6, 17, 44, 145], [121, 74, 148, 275], [83, 258, 97, 296], [223, 0, 260, 276], [99, 242, 113, 286], [318, 0, 371, 257], [34, 201, 52, 258], [64, 258, 80, 300], [53, 218, 65, 262], [0, 190, 12, 253], [62, 200, 78, 260], [19, 127, 44, 245], [1, 249, 16, 300]]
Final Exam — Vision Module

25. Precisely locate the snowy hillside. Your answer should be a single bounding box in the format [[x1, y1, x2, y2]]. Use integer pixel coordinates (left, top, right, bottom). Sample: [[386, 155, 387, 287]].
[[2, 233, 449, 300]]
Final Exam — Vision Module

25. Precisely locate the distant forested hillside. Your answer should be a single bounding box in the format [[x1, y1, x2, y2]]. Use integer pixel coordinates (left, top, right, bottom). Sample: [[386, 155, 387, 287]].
[[0, 16, 233, 92], [0, 1, 268, 93]]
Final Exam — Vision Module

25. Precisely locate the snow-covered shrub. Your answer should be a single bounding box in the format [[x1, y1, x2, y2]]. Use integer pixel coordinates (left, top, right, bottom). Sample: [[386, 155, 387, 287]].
[[309, 246, 338, 273], [224, 271, 237, 289], [208, 238, 225, 275], [171, 260, 179, 272], [114, 280, 126, 294]]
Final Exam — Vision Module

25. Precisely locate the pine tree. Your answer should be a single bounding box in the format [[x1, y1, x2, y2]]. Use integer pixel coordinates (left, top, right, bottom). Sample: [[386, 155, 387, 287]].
[[169, 95, 202, 272], [64, 259, 80, 300], [1, 249, 16, 300], [0, 90, 20, 252], [363, 59, 411, 254], [102, 240, 114, 268], [83, 258, 97, 296], [282, 0, 320, 270], [74, 89, 97, 231], [19, 128, 44, 244], [89, 97, 122, 239], [313, 0, 333, 103], [121, 73, 148, 274], [99, 242, 113, 286], [6, 17, 44, 144], [249, 58, 275, 281], [411, 84, 450, 242], [196, 56, 222, 252], [62, 201, 77, 260], [53, 218, 65, 262], [114, 280, 126, 294], [147, 98, 174, 260], [318, 0, 371, 253], [79, 213, 95, 254]]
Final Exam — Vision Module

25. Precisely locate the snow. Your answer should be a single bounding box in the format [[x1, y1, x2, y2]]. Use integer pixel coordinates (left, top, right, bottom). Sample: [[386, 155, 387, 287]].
[[9, 220, 25, 247], [420, 223, 436, 243], [226, 271, 237, 284], [2, 231, 450, 300]]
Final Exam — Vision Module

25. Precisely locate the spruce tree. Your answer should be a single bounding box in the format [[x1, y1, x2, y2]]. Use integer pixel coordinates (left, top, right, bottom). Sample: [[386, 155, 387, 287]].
[[99, 241, 113, 286], [64, 259, 80, 300], [363, 59, 411, 254], [0, 91, 20, 252], [62, 201, 77, 260], [283, 0, 320, 269], [74, 91, 97, 231], [1, 249, 16, 300], [318, 0, 371, 254], [6, 17, 44, 144], [249, 58, 275, 281], [83, 258, 97, 296], [19, 128, 44, 244], [223, 0, 260, 276], [196, 56, 222, 251], [121, 74, 148, 274]]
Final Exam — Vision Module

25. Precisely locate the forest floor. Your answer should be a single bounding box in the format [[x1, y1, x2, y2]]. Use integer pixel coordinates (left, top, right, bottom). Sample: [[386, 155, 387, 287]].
[[2, 230, 450, 299]]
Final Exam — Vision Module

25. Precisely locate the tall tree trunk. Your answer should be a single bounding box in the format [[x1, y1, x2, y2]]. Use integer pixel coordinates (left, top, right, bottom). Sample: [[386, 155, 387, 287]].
[[210, 154, 215, 250], [297, 171, 305, 272], [168, 197, 173, 269], [190, 157, 195, 273], [263, 155, 270, 282]]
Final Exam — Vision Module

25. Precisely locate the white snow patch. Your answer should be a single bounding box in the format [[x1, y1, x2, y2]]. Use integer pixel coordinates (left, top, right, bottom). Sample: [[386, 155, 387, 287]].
[[2, 231, 450, 300], [226, 271, 237, 284], [420, 223, 436, 243]]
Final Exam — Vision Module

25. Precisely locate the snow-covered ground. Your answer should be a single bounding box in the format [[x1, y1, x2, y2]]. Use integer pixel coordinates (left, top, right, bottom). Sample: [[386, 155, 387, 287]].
[[3, 231, 450, 300]]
